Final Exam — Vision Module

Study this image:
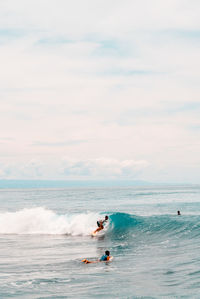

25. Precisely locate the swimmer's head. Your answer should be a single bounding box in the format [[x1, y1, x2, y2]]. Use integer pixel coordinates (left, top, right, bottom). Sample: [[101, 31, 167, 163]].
[[105, 216, 108, 220], [177, 210, 181, 215], [105, 250, 110, 256]]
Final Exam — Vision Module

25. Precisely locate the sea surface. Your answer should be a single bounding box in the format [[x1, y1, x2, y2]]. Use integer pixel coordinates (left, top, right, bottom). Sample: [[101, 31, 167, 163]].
[[0, 185, 200, 298]]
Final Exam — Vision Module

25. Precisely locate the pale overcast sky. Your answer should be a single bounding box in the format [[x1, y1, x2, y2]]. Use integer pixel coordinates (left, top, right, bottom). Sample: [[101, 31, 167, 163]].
[[0, 0, 200, 183]]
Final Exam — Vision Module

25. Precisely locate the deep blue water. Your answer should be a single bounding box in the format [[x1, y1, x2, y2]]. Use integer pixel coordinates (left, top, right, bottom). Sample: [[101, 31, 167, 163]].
[[0, 185, 200, 298]]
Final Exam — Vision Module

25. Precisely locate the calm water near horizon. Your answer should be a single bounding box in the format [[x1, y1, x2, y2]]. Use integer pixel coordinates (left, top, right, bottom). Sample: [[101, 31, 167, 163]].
[[0, 185, 200, 298]]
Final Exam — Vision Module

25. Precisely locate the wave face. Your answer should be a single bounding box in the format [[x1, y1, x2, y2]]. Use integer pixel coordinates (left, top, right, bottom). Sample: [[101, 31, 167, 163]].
[[1, 208, 200, 240], [109, 212, 200, 239]]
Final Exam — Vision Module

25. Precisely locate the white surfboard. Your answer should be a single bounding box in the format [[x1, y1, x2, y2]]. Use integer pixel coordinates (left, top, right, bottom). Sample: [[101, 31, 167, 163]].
[[91, 231, 98, 237]]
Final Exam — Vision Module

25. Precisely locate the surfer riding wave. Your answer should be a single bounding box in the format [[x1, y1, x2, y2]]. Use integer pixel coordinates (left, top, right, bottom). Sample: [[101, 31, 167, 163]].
[[93, 215, 108, 234]]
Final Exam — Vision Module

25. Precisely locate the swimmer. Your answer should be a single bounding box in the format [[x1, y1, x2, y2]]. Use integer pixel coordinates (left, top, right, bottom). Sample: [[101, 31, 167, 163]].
[[82, 250, 111, 264], [177, 210, 181, 215], [93, 215, 108, 234]]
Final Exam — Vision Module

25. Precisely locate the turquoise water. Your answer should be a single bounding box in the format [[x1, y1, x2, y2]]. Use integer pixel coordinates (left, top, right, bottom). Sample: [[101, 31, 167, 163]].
[[0, 185, 200, 298]]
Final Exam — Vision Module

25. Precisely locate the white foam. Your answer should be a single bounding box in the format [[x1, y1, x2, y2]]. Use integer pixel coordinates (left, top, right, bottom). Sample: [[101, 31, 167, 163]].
[[0, 207, 100, 235]]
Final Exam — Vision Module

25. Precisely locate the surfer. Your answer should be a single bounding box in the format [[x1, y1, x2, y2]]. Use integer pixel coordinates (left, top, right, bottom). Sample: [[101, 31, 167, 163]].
[[82, 250, 111, 264], [177, 210, 181, 215], [93, 215, 108, 234]]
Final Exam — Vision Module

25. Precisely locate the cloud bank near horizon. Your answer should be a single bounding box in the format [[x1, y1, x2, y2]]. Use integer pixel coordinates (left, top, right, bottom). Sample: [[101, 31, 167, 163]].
[[0, 0, 200, 183], [0, 157, 149, 180]]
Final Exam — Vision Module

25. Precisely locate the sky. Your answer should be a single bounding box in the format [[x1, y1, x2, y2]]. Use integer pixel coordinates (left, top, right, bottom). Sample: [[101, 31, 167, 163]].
[[0, 0, 200, 183]]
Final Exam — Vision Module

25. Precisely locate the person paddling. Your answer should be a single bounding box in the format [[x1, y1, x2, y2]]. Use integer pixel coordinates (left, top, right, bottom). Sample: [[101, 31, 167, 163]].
[[82, 250, 111, 264]]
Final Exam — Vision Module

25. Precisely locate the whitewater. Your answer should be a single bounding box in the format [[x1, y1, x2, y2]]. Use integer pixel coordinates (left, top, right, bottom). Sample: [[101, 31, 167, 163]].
[[0, 185, 200, 298]]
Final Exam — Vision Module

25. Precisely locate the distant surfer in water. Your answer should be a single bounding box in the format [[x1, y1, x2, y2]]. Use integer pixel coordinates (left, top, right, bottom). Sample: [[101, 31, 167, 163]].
[[82, 250, 111, 264], [93, 215, 108, 234], [177, 210, 181, 215]]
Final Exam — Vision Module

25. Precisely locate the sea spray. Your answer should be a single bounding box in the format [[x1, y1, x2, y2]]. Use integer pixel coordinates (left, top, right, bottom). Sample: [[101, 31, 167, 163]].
[[0, 207, 100, 235]]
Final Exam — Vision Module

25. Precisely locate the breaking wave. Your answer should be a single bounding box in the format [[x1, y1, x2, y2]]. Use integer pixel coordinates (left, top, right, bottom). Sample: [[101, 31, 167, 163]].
[[0, 207, 100, 235], [0, 208, 200, 239]]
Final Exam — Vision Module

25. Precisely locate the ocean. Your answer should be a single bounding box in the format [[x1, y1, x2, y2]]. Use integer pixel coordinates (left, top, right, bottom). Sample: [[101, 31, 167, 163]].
[[0, 184, 200, 298]]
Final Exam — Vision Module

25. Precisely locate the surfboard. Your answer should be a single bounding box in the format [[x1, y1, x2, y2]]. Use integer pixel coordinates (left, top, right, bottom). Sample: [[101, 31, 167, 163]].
[[91, 231, 98, 237], [108, 256, 113, 261], [91, 230, 104, 237], [82, 257, 113, 263]]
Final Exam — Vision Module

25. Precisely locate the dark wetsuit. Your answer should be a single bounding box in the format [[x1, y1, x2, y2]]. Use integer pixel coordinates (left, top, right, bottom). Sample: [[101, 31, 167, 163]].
[[97, 219, 106, 228]]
